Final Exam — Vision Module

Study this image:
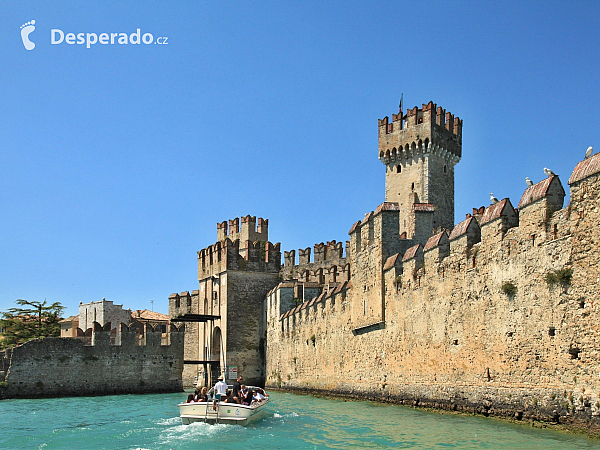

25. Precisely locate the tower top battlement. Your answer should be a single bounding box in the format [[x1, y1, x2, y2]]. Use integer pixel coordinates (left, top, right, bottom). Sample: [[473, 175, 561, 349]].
[[216, 215, 269, 243], [378, 101, 462, 166]]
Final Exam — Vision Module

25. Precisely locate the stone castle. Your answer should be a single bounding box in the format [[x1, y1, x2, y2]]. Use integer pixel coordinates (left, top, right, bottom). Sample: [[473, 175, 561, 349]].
[[170, 101, 600, 432]]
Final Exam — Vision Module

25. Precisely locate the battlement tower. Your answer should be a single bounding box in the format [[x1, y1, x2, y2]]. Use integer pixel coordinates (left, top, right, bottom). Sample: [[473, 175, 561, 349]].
[[378, 101, 462, 241]]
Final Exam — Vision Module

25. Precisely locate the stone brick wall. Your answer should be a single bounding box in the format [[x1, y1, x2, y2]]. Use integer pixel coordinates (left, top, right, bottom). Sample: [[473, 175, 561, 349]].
[[223, 271, 280, 387], [281, 240, 349, 284], [0, 324, 184, 399], [266, 160, 600, 433], [169, 291, 201, 387]]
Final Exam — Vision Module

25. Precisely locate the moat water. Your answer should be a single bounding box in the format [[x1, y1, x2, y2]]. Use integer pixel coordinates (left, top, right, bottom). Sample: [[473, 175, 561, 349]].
[[1, 391, 598, 449]]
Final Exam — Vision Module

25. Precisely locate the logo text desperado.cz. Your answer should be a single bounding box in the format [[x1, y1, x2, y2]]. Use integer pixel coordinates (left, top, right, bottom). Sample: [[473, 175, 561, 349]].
[[51, 29, 167, 48]]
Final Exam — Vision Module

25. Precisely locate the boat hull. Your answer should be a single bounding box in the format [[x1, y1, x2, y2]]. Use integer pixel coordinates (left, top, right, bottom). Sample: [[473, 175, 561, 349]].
[[178, 399, 269, 426]]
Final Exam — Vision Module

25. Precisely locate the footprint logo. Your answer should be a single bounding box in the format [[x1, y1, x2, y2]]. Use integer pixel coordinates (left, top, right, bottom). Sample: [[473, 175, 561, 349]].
[[20, 20, 36, 50]]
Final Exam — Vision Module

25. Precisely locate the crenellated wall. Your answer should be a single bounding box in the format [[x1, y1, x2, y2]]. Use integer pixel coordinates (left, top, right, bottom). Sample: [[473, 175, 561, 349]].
[[281, 240, 349, 284], [266, 154, 600, 433], [0, 323, 184, 399], [197, 238, 281, 279]]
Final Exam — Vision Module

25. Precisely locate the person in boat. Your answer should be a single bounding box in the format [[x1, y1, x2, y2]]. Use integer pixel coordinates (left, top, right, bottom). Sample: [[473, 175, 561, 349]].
[[240, 384, 247, 398], [232, 375, 243, 400], [254, 389, 266, 402], [214, 375, 228, 402], [257, 388, 268, 398], [199, 387, 208, 402], [242, 388, 254, 406], [211, 375, 228, 410], [224, 389, 239, 404], [186, 394, 195, 403]]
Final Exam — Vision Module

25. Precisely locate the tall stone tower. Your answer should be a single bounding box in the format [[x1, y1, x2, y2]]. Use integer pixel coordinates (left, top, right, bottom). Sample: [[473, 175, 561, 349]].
[[169, 215, 281, 388], [378, 101, 462, 243]]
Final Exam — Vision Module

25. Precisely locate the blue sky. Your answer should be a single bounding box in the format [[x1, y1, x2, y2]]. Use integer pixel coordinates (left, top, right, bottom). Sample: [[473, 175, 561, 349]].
[[1, 1, 599, 317]]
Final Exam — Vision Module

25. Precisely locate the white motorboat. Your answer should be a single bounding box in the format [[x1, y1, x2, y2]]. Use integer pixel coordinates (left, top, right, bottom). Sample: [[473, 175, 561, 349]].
[[178, 391, 269, 425]]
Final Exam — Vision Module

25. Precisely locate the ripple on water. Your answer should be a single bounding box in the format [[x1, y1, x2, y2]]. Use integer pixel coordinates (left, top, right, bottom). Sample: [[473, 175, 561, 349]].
[[0, 392, 598, 450]]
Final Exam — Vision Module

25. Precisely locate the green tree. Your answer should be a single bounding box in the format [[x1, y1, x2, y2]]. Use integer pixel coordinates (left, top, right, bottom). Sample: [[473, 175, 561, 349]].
[[0, 299, 64, 349]]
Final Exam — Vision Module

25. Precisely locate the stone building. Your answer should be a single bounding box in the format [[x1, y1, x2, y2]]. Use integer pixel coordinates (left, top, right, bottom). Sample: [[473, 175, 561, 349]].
[[59, 315, 79, 337], [78, 298, 131, 332], [171, 100, 600, 433]]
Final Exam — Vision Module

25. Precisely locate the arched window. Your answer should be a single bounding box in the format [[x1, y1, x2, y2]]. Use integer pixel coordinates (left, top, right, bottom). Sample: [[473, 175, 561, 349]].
[[396, 165, 401, 173], [443, 164, 447, 174]]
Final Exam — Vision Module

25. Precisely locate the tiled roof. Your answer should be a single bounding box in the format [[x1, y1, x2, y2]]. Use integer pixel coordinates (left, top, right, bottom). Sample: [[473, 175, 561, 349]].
[[518, 177, 556, 208], [413, 203, 435, 212], [480, 198, 512, 225], [569, 153, 600, 185], [402, 244, 422, 262], [383, 253, 400, 271], [449, 217, 474, 240], [348, 221, 361, 234], [131, 309, 169, 321], [374, 202, 400, 215], [59, 315, 79, 323], [423, 231, 447, 251], [361, 212, 373, 225]]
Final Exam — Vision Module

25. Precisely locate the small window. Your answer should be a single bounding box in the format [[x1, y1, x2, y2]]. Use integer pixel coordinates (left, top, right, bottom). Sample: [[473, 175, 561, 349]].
[[396, 165, 401, 173], [418, 117, 423, 124], [175, 298, 180, 308], [443, 164, 447, 174], [411, 182, 414, 190]]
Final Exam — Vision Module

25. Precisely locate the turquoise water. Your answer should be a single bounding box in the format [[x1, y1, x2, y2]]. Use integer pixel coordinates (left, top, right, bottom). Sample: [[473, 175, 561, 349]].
[[0, 391, 598, 449]]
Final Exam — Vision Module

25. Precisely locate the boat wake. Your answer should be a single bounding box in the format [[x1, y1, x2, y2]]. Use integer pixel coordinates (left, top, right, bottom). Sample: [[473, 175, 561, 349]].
[[273, 412, 299, 419], [156, 417, 180, 426], [157, 419, 230, 445]]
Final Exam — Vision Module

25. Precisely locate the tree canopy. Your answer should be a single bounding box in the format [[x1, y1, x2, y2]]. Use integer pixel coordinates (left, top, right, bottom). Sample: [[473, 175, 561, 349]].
[[0, 299, 64, 350]]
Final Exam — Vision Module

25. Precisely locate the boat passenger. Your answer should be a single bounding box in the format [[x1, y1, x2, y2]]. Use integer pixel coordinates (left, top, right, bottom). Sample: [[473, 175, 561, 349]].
[[214, 375, 228, 401], [199, 387, 208, 402], [242, 389, 254, 406], [257, 388, 269, 398], [254, 390, 266, 402], [186, 394, 195, 403], [224, 389, 237, 404], [232, 375, 243, 399]]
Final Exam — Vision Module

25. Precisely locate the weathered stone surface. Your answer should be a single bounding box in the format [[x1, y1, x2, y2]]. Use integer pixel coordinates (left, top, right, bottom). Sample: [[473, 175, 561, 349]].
[[0, 324, 184, 399]]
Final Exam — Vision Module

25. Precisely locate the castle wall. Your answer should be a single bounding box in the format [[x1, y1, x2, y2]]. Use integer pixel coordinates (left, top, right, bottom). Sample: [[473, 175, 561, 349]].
[[266, 166, 600, 433], [169, 291, 201, 387], [222, 271, 280, 387], [281, 240, 349, 284], [0, 324, 184, 399]]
